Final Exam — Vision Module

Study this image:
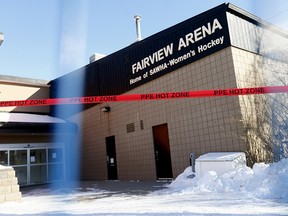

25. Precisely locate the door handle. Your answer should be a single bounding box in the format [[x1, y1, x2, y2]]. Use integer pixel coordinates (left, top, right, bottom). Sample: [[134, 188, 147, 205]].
[[155, 151, 159, 161]]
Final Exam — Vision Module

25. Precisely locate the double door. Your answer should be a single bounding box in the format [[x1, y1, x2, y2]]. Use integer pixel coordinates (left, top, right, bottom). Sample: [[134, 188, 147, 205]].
[[0, 145, 64, 186]]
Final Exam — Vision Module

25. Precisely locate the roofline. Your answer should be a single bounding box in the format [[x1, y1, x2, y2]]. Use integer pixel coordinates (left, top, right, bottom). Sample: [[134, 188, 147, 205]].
[[227, 3, 288, 38], [84, 3, 288, 68], [50, 3, 229, 83], [50, 2, 288, 85], [0, 75, 50, 87]]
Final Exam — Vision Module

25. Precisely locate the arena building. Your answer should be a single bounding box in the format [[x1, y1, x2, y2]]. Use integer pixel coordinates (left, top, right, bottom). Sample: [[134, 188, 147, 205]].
[[0, 76, 76, 185], [1, 3, 288, 184]]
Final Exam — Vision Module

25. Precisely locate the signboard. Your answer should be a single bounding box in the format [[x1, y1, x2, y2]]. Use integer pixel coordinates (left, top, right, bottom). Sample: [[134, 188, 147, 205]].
[[127, 10, 230, 88]]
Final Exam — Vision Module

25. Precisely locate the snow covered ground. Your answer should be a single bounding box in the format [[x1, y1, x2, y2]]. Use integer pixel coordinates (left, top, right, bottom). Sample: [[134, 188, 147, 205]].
[[0, 159, 288, 215]]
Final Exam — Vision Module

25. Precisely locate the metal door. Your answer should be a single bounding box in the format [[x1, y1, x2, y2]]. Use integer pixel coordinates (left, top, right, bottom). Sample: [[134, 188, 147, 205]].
[[106, 136, 118, 180], [152, 124, 173, 179]]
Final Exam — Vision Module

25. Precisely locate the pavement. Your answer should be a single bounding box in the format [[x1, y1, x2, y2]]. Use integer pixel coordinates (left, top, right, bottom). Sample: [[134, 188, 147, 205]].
[[20, 180, 170, 196]]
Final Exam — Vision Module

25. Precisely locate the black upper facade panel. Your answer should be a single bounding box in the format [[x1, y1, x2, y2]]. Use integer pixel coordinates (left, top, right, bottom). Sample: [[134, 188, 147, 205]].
[[49, 3, 288, 102], [50, 3, 231, 99]]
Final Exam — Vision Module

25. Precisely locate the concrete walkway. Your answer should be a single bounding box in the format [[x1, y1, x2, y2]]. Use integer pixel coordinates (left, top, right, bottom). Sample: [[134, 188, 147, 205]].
[[20, 180, 169, 196]]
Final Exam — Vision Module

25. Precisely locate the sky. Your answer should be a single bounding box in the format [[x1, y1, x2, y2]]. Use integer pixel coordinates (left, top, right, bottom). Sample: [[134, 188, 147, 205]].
[[0, 0, 288, 81]]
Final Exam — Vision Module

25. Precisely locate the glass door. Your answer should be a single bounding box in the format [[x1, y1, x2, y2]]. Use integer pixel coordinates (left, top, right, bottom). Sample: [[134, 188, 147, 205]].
[[0, 144, 65, 186], [48, 147, 64, 182], [29, 149, 47, 185], [9, 149, 28, 185], [0, 150, 8, 166]]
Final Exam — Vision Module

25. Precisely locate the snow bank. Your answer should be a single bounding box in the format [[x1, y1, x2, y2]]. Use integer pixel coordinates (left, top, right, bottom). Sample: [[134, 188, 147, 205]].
[[166, 159, 288, 200], [0, 162, 287, 215]]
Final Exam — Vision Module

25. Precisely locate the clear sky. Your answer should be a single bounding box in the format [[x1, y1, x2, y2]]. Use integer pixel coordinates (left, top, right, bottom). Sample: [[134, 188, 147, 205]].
[[0, 0, 288, 81]]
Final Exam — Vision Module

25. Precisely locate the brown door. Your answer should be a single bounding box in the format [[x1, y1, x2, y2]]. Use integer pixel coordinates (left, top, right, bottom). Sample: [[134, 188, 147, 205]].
[[152, 124, 173, 179]]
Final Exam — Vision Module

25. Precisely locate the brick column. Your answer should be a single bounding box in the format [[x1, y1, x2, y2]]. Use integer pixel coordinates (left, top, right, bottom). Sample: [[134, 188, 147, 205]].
[[0, 165, 22, 203]]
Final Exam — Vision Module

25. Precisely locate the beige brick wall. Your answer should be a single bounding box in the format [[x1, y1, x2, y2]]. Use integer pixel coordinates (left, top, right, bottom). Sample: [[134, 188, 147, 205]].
[[232, 47, 288, 164], [0, 80, 50, 113], [74, 47, 248, 180]]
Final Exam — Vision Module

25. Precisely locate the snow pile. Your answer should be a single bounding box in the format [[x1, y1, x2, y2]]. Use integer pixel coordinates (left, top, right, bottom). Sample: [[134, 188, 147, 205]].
[[166, 159, 288, 200], [0, 161, 287, 215]]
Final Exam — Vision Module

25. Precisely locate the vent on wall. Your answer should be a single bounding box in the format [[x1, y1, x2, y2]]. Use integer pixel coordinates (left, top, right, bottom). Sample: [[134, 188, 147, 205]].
[[126, 123, 135, 133]]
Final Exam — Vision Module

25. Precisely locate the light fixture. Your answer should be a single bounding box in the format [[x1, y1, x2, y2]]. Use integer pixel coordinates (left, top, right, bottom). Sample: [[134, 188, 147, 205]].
[[101, 106, 111, 112], [0, 32, 4, 46]]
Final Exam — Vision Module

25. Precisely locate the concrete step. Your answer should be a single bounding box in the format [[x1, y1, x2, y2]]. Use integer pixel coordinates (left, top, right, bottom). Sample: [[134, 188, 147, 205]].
[[0, 166, 22, 203]]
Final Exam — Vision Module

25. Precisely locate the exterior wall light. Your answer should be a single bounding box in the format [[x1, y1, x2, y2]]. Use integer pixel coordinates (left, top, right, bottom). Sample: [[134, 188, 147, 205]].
[[0, 32, 4, 46], [101, 106, 111, 112]]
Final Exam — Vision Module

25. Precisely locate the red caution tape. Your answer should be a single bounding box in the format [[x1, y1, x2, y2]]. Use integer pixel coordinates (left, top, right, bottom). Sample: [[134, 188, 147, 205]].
[[1, 86, 288, 107]]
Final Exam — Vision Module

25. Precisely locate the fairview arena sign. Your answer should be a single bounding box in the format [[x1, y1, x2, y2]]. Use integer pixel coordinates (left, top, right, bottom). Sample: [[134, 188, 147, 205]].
[[128, 12, 231, 87], [131, 19, 223, 75]]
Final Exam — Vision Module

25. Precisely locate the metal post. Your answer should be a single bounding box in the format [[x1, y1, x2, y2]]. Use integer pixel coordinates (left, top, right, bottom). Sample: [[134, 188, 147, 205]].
[[0, 32, 4, 46], [134, 15, 142, 41], [190, 153, 196, 173]]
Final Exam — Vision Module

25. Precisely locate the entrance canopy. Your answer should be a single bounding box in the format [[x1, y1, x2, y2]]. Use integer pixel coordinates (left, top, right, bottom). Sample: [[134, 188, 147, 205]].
[[0, 112, 77, 133]]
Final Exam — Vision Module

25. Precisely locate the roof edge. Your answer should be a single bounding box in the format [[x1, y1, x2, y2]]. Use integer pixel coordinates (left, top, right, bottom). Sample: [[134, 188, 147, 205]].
[[227, 3, 288, 37], [0, 75, 50, 87]]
